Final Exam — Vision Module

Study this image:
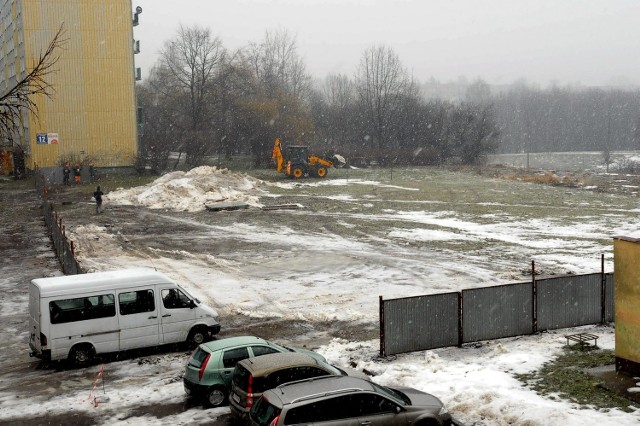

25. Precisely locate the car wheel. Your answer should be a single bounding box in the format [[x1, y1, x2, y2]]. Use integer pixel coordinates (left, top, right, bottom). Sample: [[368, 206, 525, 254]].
[[206, 386, 227, 407], [188, 327, 209, 346], [69, 344, 95, 367]]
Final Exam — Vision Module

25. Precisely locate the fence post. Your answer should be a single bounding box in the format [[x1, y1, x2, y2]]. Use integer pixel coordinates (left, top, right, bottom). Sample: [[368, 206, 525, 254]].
[[532, 260, 537, 334], [379, 296, 385, 357], [601, 253, 606, 324], [457, 291, 463, 347]]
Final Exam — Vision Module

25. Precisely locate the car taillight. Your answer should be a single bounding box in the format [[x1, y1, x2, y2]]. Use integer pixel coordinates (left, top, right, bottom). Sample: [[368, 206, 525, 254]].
[[198, 353, 210, 381], [269, 415, 280, 426], [40, 333, 47, 346], [247, 374, 254, 408]]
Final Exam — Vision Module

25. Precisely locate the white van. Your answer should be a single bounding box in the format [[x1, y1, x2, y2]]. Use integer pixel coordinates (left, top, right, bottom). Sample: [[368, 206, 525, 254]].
[[28, 268, 221, 366]]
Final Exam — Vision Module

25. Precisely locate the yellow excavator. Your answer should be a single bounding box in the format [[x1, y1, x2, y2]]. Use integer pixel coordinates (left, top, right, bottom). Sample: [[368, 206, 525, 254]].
[[272, 138, 338, 178]]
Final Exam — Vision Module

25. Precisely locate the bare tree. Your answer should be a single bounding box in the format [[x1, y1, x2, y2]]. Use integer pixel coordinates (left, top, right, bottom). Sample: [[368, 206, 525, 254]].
[[0, 25, 67, 144], [245, 28, 311, 100], [465, 78, 492, 105], [319, 73, 361, 152], [324, 74, 354, 109], [158, 25, 225, 166], [239, 28, 314, 161], [354, 45, 416, 163]]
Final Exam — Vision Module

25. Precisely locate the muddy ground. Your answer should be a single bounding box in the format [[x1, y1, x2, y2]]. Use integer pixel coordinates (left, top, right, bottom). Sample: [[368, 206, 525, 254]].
[[1, 166, 638, 425], [0, 175, 378, 425]]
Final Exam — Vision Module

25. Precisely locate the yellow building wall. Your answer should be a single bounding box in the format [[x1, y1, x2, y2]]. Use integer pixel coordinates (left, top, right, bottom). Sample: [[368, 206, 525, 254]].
[[614, 237, 640, 370], [20, 0, 137, 168]]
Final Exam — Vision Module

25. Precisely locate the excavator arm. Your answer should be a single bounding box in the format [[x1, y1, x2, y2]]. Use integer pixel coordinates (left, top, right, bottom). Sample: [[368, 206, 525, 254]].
[[272, 138, 284, 173]]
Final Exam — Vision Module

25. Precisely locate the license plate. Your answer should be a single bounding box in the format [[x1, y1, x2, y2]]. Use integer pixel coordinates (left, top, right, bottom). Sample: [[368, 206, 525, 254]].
[[232, 393, 240, 404]]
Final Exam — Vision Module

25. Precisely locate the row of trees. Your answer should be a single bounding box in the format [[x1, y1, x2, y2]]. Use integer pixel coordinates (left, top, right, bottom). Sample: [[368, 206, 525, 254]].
[[490, 83, 640, 154], [137, 26, 500, 171]]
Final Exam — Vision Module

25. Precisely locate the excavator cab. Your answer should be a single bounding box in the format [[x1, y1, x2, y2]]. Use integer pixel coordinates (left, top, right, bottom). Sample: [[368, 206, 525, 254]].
[[284, 146, 310, 178], [284, 146, 309, 164]]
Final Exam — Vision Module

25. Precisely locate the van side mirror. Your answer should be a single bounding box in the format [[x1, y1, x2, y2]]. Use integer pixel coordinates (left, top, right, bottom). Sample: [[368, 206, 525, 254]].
[[189, 300, 196, 309]]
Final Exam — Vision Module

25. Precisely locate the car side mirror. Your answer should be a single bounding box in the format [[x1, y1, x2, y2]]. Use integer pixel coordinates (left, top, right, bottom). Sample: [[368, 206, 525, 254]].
[[189, 300, 196, 309]]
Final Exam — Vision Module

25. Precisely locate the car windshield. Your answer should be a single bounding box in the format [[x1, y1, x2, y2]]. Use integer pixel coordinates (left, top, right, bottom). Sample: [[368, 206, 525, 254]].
[[268, 341, 295, 353], [188, 347, 209, 368], [371, 381, 410, 406], [250, 396, 281, 426], [232, 364, 251, 388]]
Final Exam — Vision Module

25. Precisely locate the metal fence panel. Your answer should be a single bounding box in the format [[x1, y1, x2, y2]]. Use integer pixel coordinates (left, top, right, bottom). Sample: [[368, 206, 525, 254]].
[[537, 274, 602, 331], [462, 282, 532, 343], [383, 292, 459, 356], [605, 273, 614, 322]]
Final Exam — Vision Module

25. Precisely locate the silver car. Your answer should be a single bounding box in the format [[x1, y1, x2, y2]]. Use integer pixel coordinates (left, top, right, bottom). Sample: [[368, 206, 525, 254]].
[[249, 375, 457, 426]]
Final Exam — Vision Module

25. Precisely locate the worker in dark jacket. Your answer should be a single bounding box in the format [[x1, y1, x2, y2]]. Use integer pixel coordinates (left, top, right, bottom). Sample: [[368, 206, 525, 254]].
[[63, 162, 70, 185], [93, 186, 104, 214]]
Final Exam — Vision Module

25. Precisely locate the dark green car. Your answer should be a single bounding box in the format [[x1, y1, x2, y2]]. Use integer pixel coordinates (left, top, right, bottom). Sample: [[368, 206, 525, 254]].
[[183, 336, 326, 407]]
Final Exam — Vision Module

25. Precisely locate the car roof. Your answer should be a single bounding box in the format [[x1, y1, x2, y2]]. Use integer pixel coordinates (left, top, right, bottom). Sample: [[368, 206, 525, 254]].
[[237, 352, 318, 374], [263, 376, 375, 405], [200, 336, 270, 352]]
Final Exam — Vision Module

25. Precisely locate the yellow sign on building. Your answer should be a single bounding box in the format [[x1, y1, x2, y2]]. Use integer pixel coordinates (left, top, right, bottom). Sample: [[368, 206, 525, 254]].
[[613, 236, 640, 375]]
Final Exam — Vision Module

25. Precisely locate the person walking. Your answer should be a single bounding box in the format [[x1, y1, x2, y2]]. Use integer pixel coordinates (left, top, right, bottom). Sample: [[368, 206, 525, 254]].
[[93, 186, 104, 214], [63, 162, 70, 185]]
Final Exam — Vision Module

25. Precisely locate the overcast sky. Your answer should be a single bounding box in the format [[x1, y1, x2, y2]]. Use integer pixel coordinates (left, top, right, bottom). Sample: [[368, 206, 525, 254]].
[[132, 0, 640, 87]]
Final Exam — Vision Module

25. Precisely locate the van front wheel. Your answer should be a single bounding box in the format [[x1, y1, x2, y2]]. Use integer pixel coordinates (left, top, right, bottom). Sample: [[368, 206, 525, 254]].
[[187, 327, 209, 346], [69, 344, 95, 367]]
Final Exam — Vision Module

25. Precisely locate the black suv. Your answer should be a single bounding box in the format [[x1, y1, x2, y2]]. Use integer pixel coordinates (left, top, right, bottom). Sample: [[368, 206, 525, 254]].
[[249, 375, 456, 426]]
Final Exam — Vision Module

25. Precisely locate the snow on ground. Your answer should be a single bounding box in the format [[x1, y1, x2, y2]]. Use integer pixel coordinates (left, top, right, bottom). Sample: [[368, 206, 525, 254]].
[[322, 328, 637, 426], [10, 167, 640, 425], [1, 326, 636, 425]]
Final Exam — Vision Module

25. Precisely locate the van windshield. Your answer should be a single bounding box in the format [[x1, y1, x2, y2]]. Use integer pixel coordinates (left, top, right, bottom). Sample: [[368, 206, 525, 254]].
[[177, 285, 199, 303]]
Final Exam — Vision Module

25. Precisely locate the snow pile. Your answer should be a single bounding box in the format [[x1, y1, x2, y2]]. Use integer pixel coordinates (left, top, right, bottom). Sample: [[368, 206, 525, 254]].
[[105, 166, 266, 212]]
